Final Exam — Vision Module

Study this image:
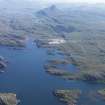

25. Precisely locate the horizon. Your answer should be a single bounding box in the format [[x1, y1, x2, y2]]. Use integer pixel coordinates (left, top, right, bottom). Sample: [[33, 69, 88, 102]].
[[28, 0, 105, 4], [1, 0, 105, 5]]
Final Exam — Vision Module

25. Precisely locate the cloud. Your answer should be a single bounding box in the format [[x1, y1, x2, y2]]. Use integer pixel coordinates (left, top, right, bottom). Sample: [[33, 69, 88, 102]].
[[29, 0, 105, 4]]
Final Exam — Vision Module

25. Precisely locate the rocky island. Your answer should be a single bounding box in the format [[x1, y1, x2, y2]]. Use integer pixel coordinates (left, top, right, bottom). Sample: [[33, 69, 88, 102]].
[[98, 89, 105, 100], [54, 89, 81, 105], [0, 93, 18, 105], [0, 56, 7, 72]]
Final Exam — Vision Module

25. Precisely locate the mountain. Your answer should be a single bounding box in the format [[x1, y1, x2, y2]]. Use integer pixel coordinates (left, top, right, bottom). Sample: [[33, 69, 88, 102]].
[[36, 5, 60, 17], [0, 3, 105, 38], [36, 5, 77, 36]]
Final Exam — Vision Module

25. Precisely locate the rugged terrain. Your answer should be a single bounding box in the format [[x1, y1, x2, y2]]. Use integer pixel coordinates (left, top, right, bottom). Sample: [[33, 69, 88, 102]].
[[0, 1, 105, 105], [34, 4, 105, 83]]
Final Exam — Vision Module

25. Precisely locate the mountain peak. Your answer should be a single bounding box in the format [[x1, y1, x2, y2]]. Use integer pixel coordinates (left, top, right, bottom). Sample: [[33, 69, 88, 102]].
[[49, 5, 57, 10], [36, 5, 59, 17]]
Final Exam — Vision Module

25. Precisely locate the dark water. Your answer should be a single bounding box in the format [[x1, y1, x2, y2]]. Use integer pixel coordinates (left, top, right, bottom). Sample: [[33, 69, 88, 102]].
[[0, 39, 105, 105]]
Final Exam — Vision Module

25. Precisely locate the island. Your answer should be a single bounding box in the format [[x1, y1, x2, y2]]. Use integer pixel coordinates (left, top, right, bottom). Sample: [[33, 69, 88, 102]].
[[0, 56, 7, 71], [98, 89, 105, 100], [53, 89, 81, 105], [0, 93, 19, 105]]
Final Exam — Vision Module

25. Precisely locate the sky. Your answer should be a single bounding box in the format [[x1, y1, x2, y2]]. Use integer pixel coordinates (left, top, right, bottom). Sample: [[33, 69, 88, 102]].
[[0, 0, 105, 9], [29, 0, 105, 4]]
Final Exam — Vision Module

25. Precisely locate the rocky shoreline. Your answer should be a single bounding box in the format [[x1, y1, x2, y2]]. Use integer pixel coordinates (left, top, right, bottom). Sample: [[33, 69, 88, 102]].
[[0, 56, 8, 72], [0, 93, 19, 105], [45, 65, 105, 82], [44, 58, 79, 80], [54, 89, 81, 105], [98, 89, 105, 100], [44, 57, 105, 83], [0, 35, 26, 48]]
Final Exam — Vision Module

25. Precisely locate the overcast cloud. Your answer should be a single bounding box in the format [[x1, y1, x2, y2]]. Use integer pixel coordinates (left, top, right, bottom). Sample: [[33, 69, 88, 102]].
[[28, 0, 105, 4]]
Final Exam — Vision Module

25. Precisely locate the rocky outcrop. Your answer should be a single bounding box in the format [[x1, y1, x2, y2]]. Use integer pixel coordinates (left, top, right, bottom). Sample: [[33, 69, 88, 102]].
[[0, 93, 19, 105], [97, 89, 105, 101], [0, 56, 7, 71], [54, 89, 81, 105], [0, 35, 26, 47], [45, 67, 80, 80], [0, 61, 7, 69]]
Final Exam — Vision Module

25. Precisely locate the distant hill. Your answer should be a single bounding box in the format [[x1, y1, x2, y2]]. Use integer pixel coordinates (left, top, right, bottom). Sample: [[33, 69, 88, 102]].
[[0, 3, 105, 38], [37, 5, 60, 17]]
